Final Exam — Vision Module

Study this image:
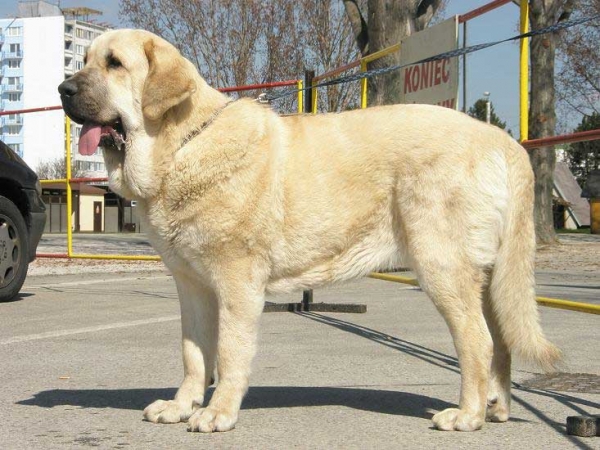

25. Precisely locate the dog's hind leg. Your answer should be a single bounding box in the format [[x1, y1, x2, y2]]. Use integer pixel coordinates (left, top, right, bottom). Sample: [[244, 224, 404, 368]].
[[412, 253, 492, 432], [187, 274, 265, 433], [144, 272, 218, 424], [482, 283, 511, 423]]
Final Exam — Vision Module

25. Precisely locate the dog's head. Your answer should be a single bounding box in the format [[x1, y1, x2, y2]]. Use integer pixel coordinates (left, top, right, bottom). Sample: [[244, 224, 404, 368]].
[[58, 29, 197, 155]]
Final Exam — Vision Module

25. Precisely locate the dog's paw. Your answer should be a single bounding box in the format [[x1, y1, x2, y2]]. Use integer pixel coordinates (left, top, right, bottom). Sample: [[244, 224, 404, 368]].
[[486, 398, 510, 423], [143, 399, 196, 424], [187, 407, 237, 433], [432, 408, 484, 431]]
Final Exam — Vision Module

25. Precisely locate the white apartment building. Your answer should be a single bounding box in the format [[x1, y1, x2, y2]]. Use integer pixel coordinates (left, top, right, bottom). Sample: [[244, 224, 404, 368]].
[[0, 1, 110, 176]]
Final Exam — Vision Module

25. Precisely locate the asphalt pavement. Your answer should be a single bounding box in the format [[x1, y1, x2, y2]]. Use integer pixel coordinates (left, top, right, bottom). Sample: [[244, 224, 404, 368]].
[[1, 262, 598, 449]]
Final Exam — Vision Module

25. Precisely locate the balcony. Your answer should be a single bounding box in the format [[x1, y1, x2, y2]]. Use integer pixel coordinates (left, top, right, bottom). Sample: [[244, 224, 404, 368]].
[[2, 84, 23, 93], [2, 50, 23, 59], [1, 115, 23, 126]]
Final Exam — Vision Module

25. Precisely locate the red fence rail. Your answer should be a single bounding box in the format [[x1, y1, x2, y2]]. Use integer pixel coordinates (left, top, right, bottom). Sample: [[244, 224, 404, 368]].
[[459, 0, 514, 23]]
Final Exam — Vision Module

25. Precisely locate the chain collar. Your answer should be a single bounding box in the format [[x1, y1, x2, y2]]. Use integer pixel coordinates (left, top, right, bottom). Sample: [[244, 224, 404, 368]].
[[179, 99, 235, 149]]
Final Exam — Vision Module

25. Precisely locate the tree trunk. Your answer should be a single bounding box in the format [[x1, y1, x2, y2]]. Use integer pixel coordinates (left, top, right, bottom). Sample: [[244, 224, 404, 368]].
[[366, 1, 417, 105], [528, 1, 564, 244], [358, 0, 442, 106]]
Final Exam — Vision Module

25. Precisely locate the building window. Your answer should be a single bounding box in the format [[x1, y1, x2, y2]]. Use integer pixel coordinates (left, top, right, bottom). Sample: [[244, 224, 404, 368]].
[[7, 143, 21, 156], [8, 60, 21, 69], [7, 76, 21, 85], [76, 44, 85, 55], [6, 27, 22, 37], [75, 60, 83, 71], [8, 93, 21, 102], [6, 126, 20, 135]]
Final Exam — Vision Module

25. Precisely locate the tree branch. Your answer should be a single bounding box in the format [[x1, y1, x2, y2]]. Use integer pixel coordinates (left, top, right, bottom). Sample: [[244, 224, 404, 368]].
[[416, 0, 443, 30], [557, 0, 575, 22], [343, 0, 368, 54]]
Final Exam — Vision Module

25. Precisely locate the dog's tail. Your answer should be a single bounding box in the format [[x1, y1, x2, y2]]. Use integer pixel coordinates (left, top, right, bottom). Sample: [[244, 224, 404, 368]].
[[488, 144, 562, 372]]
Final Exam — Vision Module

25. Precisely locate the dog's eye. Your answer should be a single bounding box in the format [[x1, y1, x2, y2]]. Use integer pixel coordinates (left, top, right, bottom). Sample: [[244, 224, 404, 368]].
[[107, 54, 122, 69]]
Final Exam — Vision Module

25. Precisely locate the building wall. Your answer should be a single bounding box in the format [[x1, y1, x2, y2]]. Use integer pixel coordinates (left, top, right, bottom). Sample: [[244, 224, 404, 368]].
[[1, 15, 110, 175], [66, 20, 108, 177], [22, 16, 65, 170], [0, 19, 26, 157], [79, 194, 104, 232]]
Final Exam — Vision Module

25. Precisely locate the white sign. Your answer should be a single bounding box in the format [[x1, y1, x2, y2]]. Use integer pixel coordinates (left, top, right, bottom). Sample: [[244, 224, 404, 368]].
[[399, 16, 459, 109]]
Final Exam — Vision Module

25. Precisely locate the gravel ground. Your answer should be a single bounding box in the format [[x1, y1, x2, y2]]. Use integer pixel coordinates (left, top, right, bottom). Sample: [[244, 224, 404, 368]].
[[28, 258, 166, 276], [534, 233, 600, 273], [27, 233, 599, 276]]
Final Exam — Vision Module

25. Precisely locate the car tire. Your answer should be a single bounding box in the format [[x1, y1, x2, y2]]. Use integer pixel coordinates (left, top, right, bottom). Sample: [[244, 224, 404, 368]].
[[0, 195, 29, 302]]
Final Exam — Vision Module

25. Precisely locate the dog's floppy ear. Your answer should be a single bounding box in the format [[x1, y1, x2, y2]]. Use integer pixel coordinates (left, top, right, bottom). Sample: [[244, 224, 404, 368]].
[[142, 39, 197, 121]]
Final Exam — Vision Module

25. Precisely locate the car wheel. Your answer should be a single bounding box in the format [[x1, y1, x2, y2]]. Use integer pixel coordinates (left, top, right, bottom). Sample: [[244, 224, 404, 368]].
[[0, 195, 29, 302]]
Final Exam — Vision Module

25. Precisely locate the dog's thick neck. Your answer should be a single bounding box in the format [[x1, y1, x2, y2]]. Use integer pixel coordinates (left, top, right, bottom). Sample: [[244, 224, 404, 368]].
[[118, 73, 231, 201]]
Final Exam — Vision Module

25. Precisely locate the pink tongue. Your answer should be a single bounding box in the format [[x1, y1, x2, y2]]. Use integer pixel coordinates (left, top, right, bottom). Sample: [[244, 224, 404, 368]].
[[79, 122, 102, 156]]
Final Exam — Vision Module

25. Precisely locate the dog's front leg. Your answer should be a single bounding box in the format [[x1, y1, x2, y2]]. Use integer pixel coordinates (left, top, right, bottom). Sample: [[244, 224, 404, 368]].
[[187, 279, 265, 433], [144, 273, 217, 424]]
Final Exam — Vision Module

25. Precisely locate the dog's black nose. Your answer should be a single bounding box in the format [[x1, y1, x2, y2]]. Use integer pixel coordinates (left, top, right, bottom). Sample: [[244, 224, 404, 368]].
[[58, 79, 78, 97]]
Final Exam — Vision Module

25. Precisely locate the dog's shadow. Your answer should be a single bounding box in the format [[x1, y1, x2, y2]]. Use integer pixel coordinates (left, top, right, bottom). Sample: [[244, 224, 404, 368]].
[[16, 386, 452, 420]]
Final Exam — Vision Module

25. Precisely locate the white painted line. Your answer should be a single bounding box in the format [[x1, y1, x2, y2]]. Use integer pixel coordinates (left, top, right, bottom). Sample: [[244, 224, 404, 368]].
[[25, 274, 172, 289], [0, 315, 180, 345]]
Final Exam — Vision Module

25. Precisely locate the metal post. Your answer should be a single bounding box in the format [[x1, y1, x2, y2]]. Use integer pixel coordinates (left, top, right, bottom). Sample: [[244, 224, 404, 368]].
[[519, 0, 529, 142], [484, 91, 491, 123], [302, 69, 315, 308], [302, 289, 313, 311], [462, 21, 468, 113], [297, 80, 304, 114], [65, 116, 73, 257], [304, 70, 315, 114], [360, 60, 368, 109]]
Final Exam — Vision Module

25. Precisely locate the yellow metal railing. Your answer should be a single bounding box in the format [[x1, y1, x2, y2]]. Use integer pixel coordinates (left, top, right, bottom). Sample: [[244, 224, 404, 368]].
[[359, 43, 401, 109], [367, 274, 600, 315]]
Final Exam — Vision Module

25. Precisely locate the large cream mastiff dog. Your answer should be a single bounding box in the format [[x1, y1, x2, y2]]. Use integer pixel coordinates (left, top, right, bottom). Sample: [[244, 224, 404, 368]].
[[58, 30, 560, 433]]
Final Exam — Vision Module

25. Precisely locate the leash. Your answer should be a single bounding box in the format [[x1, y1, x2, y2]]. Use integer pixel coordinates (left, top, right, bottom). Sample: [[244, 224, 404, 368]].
[[256, 13, 600, 105]]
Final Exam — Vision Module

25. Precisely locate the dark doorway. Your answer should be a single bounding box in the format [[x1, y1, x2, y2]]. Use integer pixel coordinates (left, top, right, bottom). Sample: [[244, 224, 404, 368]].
[[93, 201, 102, 232]]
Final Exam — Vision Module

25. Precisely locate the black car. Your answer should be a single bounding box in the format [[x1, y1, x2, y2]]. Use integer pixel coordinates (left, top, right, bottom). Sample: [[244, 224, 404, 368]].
[[0, 140, 46, 301]]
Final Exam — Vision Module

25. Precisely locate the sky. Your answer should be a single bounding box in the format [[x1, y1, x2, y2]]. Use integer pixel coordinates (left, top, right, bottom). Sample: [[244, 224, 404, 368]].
[[0, 1, 532, 136]]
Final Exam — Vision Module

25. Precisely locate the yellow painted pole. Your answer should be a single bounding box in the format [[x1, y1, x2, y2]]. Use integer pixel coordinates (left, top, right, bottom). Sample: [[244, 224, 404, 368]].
[[368, 272, 419, 286], [297, 80, 303, 114], [311, 80, 318, 114], [65, 116, 73, 257], [40, 179, 67, 185], [70, 254, 161, 261], [519, 0, 529, 142], [536, 297, 600, 315], [360, 60, 368, 109]]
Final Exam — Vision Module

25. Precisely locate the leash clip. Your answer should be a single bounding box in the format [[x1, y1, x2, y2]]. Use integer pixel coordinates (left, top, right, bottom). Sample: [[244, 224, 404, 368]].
[[257, 93, 270, 104]]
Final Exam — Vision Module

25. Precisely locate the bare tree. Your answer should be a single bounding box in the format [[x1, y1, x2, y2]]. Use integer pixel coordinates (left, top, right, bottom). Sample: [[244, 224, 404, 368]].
[[556, 0, 600, 119], [343, 0, 446, 105], [119, 0, 359, 113], [35, 157, 80, 180]]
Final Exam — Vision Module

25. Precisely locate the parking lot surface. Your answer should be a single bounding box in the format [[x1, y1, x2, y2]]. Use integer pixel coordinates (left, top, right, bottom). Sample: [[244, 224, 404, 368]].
[[2, 250, 599, 449]]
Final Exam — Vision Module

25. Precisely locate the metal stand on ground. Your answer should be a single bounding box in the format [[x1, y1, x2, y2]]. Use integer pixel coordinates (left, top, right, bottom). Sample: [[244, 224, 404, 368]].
[[263, 289, 367, 313]]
